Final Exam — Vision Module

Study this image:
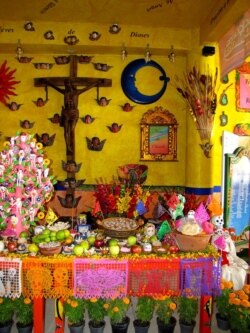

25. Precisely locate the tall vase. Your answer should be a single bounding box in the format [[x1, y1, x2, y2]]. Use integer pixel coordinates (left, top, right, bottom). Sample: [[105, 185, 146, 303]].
[[179, 320, 196, 333], [0, 321, 13, 333], [88, 320, 105, 333], [111, 316, 130, 333], [157, 317, 177, 333], [133, 319, 150, 333]]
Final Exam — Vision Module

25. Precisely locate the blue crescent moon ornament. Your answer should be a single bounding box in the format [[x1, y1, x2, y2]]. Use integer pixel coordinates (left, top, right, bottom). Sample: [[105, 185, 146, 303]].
[[121, 59, 170, 104]]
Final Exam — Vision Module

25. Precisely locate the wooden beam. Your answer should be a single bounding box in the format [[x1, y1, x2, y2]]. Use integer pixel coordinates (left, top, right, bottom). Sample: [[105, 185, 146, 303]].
[[200, 0, 249, 43], [34, 77, 112, 87]]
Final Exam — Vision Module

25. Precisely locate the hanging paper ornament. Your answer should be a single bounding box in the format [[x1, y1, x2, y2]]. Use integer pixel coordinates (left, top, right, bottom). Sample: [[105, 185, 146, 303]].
[[45, 207, 58, 225], [194, 202, 210, 225]]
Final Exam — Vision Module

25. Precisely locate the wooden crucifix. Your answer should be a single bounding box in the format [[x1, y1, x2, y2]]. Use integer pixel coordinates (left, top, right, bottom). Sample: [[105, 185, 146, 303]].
[[34, 55, 112, 165]]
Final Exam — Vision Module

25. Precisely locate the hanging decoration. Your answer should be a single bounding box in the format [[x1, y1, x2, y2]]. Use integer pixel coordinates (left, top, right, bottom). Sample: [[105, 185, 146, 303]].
[[35, 133, 56, 147], [0, 60, 20, 105], [175, 66, 218, 157], [219, 83, 233, 105], [86, 137, 106, 151], [20, 120, 35, 129], [109, 24, 121, 34], [7, 101, 22, 111], [121, 103, 134, 112], [80, 115, 95, 124], [107, 123, 122, 133], [89, 31, 101, 41]]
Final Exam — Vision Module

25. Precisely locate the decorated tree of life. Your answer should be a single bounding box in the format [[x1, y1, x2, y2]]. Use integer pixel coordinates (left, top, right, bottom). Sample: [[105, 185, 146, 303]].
[[0, 132, 56, 237]]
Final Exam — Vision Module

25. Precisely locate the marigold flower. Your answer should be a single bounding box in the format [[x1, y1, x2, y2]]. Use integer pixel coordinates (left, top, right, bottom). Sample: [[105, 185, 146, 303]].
[[71, 301, 78, 308], [113, 306, 119, 313], [103, 303, 109, 310], [24, 298, 31, 304], [169, 302, 177, 311], [90, 298, 98, 303], [241, 300, 250, 307], [239, 293, 248, 301], [122, 297, 130, 305], [0, 298, 3, 304]]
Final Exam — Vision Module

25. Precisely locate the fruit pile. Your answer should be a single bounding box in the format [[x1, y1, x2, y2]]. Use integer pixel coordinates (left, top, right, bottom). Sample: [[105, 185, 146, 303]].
[[32, 228, 72, 245]]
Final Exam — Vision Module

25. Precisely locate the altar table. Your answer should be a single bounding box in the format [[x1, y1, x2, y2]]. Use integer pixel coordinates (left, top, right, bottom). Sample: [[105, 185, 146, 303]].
[[0, 254, 221, 333]]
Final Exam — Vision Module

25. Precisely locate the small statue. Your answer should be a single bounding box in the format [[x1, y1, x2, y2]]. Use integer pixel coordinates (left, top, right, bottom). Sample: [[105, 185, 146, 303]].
[[122, 103, 134, 112], [86, 137, 106, 151], [89, 31, 101, 41], [93, 63, 112, 71], [81, 114, 95, 124], [48, 113, 62, 124], [44, 30, 55, 40], [33, 97, 47, 107], [107, 123, 122, 133], [36, 133, 56, 147], [7, 102, 22, 111], [62, 160, 82, 173], [24, 22, 35, 31], [57, 193, 81, 208], [144, 223, 156, 239], [57, 177, 85, 190], [64, 35, 79, 45], [109, 24, 121, 34], [211, 215, 249, 290], [20, 120, 34, 129], [96, 96, 111, 106]]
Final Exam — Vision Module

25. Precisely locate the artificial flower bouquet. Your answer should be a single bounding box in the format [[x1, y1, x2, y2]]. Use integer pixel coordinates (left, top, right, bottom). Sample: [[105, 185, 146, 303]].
[[94, 181, 152, 218]]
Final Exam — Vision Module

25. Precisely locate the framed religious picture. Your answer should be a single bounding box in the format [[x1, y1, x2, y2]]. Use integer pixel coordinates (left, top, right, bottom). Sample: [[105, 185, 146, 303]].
[[236, 62, 250, 112], [140, 106, 178, 161]]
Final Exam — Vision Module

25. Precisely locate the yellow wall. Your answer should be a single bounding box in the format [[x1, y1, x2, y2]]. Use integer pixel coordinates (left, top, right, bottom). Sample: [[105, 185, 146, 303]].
[[0, 22, 249, 191]]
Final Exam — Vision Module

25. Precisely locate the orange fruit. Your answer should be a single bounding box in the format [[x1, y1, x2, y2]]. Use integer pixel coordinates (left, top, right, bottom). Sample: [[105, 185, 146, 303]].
[[64, 236, 74, 245]]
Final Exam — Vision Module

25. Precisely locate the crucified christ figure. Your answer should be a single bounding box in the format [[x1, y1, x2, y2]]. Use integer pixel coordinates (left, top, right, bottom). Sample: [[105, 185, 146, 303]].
[[44, 78, 98, 156]]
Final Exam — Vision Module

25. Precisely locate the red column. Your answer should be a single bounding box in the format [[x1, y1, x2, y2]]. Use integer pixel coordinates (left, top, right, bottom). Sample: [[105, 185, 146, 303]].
[[33, 297, 45, 333], [199, 295, 213, 333]]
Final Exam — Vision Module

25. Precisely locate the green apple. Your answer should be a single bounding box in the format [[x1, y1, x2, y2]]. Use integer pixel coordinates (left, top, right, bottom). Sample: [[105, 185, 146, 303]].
[[109, 245, 120, 256], [108, 238, 118, 246], [19, 231, 29, 238], [87, 235, 96, 245], [127, 235, 137, 246], [149, 235, 158, 243], [80, 240, 90, 251], [73, 244, 84, 256]]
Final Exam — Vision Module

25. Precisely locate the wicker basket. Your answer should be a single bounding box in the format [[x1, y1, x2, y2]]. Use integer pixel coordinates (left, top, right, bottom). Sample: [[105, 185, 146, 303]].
[[174, 232, 211, 252], [39, 243, 62, 256], [96, 217, 139, 239]]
